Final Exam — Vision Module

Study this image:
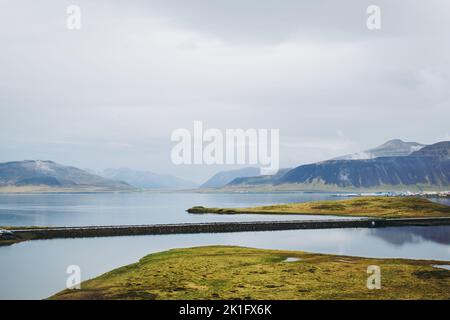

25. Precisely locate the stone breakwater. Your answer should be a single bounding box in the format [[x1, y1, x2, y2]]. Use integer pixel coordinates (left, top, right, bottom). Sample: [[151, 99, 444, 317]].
[[2, 217, 450, 244]]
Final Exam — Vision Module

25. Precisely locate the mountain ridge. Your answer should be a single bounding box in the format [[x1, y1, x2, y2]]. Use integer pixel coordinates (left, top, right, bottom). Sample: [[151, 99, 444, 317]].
[[226, 168, 292, 187], [0, 160, 133, 192], [331, 139, 425, 160], [219, 141, 450, 191], [200, 167, 261, 189], [277, 141, 450, 190], [99, 167, 197, 190]]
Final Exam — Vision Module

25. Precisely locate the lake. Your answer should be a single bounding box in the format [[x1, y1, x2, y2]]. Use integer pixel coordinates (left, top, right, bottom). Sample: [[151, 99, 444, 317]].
[[0, 192, 359, 226], [0, 192, 449, 300]]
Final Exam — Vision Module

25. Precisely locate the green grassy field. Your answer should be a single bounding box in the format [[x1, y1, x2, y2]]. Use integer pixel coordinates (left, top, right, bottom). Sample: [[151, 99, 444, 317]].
[[0, 226, 48, 230], [51, 246, 450, 300], [188, 196, 450, 218]]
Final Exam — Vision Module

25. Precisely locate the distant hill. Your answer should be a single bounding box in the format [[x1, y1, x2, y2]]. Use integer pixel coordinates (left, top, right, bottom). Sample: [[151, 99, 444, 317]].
[[278, 141, 450, 191], [200, 167, 261, 189], [226, 168, 292, 187], [0, 160, 132, 192], [410, 141, 450, 160], [100, 168, 197, 190], [223, 140, 429, 189], [332, 139, 425, 160]]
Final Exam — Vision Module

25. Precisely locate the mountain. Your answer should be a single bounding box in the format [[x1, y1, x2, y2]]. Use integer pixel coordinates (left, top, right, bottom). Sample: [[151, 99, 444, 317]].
[[410, 141, 450, 160], [332, 139, 425, 160], [0, 160, 132, 191], [200, 167, 261, 189], [225, 168, 292, 187], [277, 141, 450, 191], [99, 168, 197, 190]]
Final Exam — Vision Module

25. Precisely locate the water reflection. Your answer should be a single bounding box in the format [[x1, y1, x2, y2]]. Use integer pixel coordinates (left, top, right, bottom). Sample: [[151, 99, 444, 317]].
[[0, 226, 448, 300], [0, 192, 351, 226], [0, 193, 448, 300], [368, 226, 450, 246]]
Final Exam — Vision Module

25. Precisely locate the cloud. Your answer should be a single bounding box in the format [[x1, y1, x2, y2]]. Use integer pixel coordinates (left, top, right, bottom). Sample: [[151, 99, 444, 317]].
[[0, 0, 449, 181]]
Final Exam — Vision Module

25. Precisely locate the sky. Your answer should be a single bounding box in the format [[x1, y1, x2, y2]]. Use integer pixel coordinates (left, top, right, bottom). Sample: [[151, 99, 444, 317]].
[[1, 0, 450, 183]]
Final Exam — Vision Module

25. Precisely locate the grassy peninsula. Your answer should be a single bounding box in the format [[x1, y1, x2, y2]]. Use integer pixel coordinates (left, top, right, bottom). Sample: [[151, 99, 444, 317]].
[[187, 196, 450, 219], [51, 246, 450, 300]]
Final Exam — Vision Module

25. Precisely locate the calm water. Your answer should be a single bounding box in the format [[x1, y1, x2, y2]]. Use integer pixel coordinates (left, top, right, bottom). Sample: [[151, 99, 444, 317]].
[[0, 192, 356, 226], [0, 226, 449, 300], [0, 192, 449, 300]]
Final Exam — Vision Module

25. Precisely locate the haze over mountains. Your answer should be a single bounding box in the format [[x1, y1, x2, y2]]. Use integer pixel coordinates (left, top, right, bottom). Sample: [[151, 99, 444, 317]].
[[0, 162, 198, 192], [1, 139, 448, 193], [100, 168, 197, 190], [220, 140, 450, 191], [200, 167, 261, 189], [227, 168, 292, 187], [278, 142, 450, 191], [0, 160, 132, 192], [331, 139, 425, 160]]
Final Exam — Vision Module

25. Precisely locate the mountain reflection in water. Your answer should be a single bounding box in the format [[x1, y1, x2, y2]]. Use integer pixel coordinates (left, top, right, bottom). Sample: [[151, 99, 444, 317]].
[[368, 226, 450, 246]]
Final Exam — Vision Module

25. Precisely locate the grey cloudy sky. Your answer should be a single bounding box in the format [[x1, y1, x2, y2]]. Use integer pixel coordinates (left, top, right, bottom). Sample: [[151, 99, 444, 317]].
[[1, 0, 449, 183]]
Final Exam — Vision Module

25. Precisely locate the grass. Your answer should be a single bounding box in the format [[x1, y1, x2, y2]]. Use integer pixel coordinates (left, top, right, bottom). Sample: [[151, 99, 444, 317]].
[[0, 226, 48, 230], [187, 196, 450, 219], [50, 246, 450, 300]]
